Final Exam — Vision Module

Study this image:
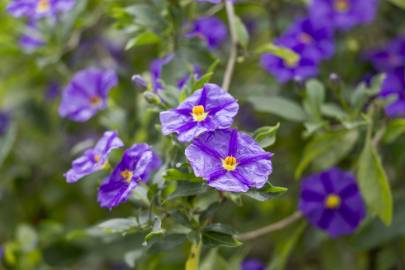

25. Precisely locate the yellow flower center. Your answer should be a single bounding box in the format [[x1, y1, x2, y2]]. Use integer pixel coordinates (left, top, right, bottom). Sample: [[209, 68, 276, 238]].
[[191, 105, 208, 122], [120, 170, 133, 183], [37, 0, 50, 13], [284, 56, 300, 68], [222, 156, 237, 171], [334, 0, 349, 12], [90, 96, 102, 107], [299, 33, 313, 44], [94, 154, 101, 163], [325, 194, 341, 209]]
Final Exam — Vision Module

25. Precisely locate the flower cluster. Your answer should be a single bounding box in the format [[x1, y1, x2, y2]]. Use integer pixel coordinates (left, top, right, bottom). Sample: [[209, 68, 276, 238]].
[[65, 131, 161, 209], [160, 83, 273, 193], [7, 0, 76, 51], [299, 168, 366, 237], [368, 38, 405, 118], [261, 0, 378, 83]]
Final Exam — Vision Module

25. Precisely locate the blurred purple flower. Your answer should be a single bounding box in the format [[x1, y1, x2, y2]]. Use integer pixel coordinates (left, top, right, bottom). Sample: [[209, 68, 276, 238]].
[[368, 38, 405, 72], [160, 83, 239, 142], [282, 17, 335, 62], [150, 54, 174, 92], [379, 68, 405, 118], [58, 67, 118, 122], [64, 131, 124, 184], [186, 16, 228, 49], [19, 21, 45, 52], [177, 65, 203, 90], [45, 81, 60, 101], [98, 144, 161, 209], [0, 112, 10, 136], [185, 129, 273, 192], [131, 74, 148, 91], [7, 0, 75, 19], [299, 168, 366, 237], [241, 259, 266, 270], [309, 0, 377, 31], [260, 37, 319, 83]]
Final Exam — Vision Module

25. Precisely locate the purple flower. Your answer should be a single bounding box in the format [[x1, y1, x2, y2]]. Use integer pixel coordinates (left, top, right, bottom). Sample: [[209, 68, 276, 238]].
[[160, 83, 239, 142], [177, 65, 203, 90], [260, 38, 319, 83], [282, 17, 335, 62], [19, 32, 45, 52], [379, 68, 405, 118], [299, 168, 366, 237], [241, 259, 266, 270], [45, 82, 60, 101], [150, 54, 174, 92], [368, 38, 405, 72], [7, 0, 75, 19], [186, 16, 227, 49], [58, 67, 118, 122], [98, 144, 161, 209], [185, 129, 273, 192], [309, 0, 377, 31], [0, 112, 10, 135], [64, 131, 124, 183]]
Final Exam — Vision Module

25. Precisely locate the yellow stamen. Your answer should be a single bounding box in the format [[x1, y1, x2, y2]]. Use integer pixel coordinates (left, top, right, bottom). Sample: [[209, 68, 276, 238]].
[[299, 33, 313, 44], [325, 194, 341, 209], [120, 170, 133, 183], [94, 154, 101, 163], [90, 96, 102, 107], [284, 56, 300, 67], [37, 0, 50, 13], [334, 0, 349, 12], [191, 105, 208, 122], [222, 156, 237, 171]]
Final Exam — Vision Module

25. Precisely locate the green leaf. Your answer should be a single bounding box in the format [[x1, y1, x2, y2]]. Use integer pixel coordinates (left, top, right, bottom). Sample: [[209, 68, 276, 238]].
[[234, 16, 249, 48], [351, 74, 385, 110], [253, 123, 280, 148], [43, 241, 84, 267], [17, 224, 38, 252], [166, 181, 207, 201], [383, 119, 405, 143], [247, 96, 307, 122], [357, 133, 393, 225], [295, 129, 359, 179], [303, 79, 325, 121], [125, 31, 160, 50], [200, 249, 229, 270], [256, 43, 300, 66], [244, 183, 287, 202], [124, 249, 144, 268], [202, 224, 241, 247], [91, 217, 145, 235], [267, 222, 306, 270], [0, 123, 16, 168], [185, 242, 202, 270], [387, 0, 405, 9], [164, 168, 201, 182], [321, 103, 348, 120]]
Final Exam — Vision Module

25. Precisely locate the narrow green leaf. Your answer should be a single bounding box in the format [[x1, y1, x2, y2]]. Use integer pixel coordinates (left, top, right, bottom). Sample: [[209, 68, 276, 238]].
[[303, 79, 325, 121], [244, 183, 287, 202], [247, 96, 307, 122], [166, 181, 207, 201], [387, 0, 405, 9], [256, 43, 300, 65], [202, 224, 241, 247], [383, 119, 405, 143], [234, 16, 249, 48], [295, 129, 359, 179], [357, 135, 393, 225], [0, 123, 16, 168]]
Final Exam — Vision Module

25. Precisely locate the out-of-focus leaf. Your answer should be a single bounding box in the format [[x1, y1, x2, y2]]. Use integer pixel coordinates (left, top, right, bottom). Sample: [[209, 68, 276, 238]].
[[200, 249, 229, 270], [321, 103, 348, 120], [248, 96, 307, 122], [352, 200, 405, 250], [351, 74, 385, 110], [295, 129, 359, 179], [202, 224, 241, 248], [253, 123, 280, 148], [383, 119, 405, 143], [267, 222, 306, 270], [234, 16, 249, 48], [43, 241, 84, 267], [87, 217, 147, 236], [255, 43, 300, 65], [17, 224, 37, 252], [124, 249, 144, 268], [0, 123, 16, 168], [144, 217, 164, 244], [125, 31, 160, 50], [387, 0, 405, 9], [244, 183, 287, 202], [164, 168, 201, 182], [357, 132, 393, 225], [166, 181, 207, 201]]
